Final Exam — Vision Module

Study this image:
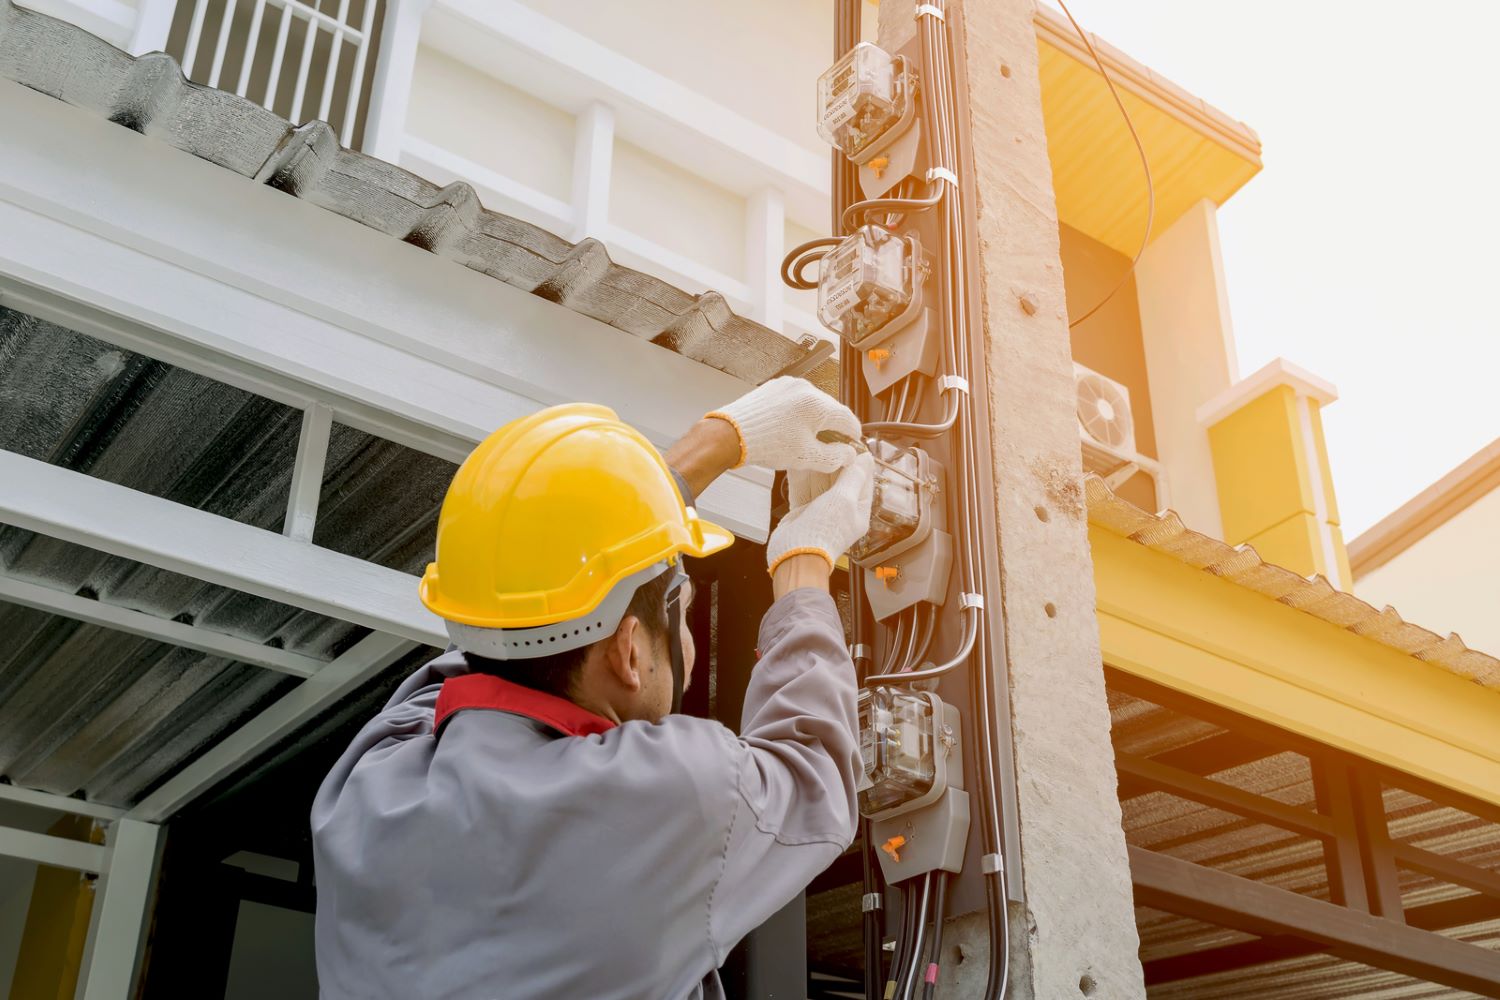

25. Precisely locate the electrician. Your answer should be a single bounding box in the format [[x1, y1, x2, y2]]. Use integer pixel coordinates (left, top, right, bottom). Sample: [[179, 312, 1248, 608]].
[[311, 376, 875, 1000]]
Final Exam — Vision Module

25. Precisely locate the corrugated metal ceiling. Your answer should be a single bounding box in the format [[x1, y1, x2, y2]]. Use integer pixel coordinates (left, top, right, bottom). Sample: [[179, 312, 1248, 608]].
[[1115, 686, 1500, 999], [0, 305, 443, 807]]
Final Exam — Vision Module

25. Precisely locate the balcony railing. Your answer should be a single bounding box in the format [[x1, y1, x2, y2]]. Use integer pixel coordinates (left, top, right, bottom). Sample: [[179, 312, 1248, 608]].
[[165, 0, 382, 146]]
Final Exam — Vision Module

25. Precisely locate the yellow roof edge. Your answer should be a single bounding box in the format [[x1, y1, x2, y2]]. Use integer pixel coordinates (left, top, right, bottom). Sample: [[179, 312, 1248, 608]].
[[1034, 3, 1263, 167], [1084, 474, 1500, 689]]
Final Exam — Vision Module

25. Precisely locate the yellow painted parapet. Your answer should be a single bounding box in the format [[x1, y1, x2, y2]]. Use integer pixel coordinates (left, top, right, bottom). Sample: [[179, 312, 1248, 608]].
[[1197, 359, 1351, 587]]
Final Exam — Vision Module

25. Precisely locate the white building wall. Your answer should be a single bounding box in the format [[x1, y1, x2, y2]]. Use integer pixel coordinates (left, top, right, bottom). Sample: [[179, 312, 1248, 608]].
[[1134, 199, 1239, 537], [611, 138, 746, 281], [395, 0, 868, 350], [511, 0, 877, 155], [406, 48, 576, 205], [1354, 486, 1500, 659]]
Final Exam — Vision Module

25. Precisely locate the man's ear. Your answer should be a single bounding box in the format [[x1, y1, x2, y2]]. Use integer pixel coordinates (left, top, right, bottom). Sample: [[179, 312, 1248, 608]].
[[605, 615, 643, 692]]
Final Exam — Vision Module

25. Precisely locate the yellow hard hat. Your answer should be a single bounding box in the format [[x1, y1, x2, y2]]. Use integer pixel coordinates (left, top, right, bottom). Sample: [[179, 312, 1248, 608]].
[[419, 404, 734, 637]]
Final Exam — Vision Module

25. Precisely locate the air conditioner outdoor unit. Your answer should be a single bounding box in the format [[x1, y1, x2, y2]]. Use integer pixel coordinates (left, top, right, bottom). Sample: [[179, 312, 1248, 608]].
[[1073, 361, 1167, 504]]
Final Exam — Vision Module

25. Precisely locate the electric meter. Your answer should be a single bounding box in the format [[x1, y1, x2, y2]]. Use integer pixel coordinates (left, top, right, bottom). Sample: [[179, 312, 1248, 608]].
[[849, 440, 927, 564], [859, 686, 938, 816], [859, 687, 962, 821], [817, 43, 912, 162], [817, 226, 921, 347]]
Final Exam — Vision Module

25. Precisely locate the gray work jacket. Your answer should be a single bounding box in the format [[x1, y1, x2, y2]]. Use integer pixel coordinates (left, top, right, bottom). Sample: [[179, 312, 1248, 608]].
[[311, 589, 860, 999]]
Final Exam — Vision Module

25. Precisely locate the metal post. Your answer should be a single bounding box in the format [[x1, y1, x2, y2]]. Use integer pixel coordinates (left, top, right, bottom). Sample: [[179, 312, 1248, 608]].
[[80, 819, 165, 1000]]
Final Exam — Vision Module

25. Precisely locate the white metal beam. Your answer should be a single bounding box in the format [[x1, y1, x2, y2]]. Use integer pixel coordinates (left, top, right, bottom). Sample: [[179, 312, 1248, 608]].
[[80, 819, 162, 1000], [0, 449, 447, 648], [284, 402, 334, 544], [126, 631, 414, 822], [0, 783, 124, 822], [0, 826, 108, 873], [0, 80, 773, 539], [570, 102, 614, 242], [0, 571, 326, 678]]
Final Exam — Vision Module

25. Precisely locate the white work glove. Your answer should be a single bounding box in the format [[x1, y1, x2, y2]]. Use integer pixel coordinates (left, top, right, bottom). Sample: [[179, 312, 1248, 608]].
[[767, 452, 876, 574], [707, 376, 863, 473]]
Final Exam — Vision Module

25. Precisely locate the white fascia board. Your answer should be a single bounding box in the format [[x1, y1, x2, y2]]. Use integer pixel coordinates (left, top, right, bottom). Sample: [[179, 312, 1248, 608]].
[[0, 79, 771, 540], [0, 449, 449, 648], [424, 0, 830, 231]]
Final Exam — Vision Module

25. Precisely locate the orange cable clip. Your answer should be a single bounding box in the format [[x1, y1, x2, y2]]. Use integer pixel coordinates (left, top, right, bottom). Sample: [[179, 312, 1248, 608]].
[[874, 566, 900, 587], [869, 156, 890, 178], [867, 348, 892, 369], [881, 835, 906, 863]]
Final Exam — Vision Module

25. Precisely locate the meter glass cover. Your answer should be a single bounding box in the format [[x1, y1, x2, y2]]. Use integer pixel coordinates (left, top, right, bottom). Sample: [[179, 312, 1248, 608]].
[[859, 687, 938, 816], [817, 226, 914, 344], [817, 43, 906, 160], [848, 440, 925, 564]]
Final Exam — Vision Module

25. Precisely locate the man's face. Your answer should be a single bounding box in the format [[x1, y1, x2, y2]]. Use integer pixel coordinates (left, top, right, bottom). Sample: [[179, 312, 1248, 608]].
[[638, 578, 696, 722]]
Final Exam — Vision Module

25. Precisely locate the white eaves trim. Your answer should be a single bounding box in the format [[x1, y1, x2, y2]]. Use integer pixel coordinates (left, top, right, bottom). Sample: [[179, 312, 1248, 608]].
[[0, 449, 449, 648], [425, 0, 831, 230], [0, 78, 772, 540]]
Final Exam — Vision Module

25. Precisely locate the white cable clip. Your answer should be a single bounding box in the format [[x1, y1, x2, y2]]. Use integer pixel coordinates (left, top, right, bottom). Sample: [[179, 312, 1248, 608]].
[[915, 3, 946, 21], [926, 166, 958, 187], [850, 643, 874, 663], [981, 852, 1004, 876], [938, 374, 970, 396], [862, 892, 884, 913], [960, 592, 985, 611]]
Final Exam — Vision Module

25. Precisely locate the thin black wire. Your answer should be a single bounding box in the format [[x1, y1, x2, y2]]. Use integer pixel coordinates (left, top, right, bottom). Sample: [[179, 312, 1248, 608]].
[[842, 185, 944, 233], [1056, 0, 1154, 329], [781, 236, 844, 290], [921, 874, 949, 1000]]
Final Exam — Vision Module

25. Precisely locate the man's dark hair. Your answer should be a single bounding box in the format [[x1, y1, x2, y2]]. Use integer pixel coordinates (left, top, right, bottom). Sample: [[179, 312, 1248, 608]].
[[463, 569, 677, 699]]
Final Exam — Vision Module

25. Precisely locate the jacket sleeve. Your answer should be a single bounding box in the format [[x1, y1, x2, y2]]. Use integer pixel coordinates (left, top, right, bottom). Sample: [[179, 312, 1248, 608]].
[[703, 587, 861, 961]]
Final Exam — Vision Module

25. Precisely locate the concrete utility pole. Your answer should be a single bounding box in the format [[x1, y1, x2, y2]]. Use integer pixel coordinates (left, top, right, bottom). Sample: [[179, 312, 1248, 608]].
[[875, 1, 1147, 995]]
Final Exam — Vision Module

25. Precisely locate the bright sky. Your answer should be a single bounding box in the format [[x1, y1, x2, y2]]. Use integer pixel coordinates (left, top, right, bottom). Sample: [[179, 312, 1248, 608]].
[[1062, 1, 1500, 538]]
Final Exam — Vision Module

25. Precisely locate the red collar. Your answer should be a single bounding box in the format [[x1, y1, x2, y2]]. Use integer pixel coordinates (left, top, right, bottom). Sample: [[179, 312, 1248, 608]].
[[434, 673, 617, 738]]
